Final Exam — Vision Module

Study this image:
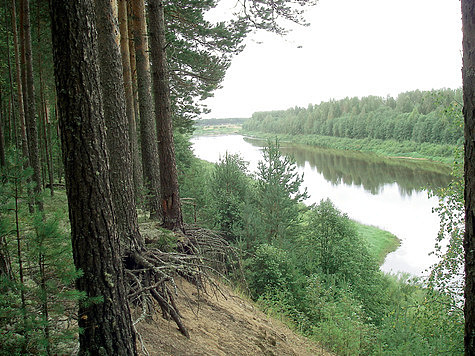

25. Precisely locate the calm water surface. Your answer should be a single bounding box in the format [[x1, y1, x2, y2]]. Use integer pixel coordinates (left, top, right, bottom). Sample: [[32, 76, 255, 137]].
[[191, 134, 451, 276]]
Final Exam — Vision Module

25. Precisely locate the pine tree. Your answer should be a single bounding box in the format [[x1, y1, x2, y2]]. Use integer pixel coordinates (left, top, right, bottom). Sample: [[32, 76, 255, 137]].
[[118, 0, 143, 196], [95, 0, 144, 254], [462, 0, 475, 354], [148, 0, 184, 232], [130, 0, 161, 219], [20, 0, 42, 211], [256, 139, 307, 243], [50, 1, 137, 353]]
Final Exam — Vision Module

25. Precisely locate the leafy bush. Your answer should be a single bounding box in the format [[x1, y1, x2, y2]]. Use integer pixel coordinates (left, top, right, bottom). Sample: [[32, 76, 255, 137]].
[[246, 244, 297, 299]]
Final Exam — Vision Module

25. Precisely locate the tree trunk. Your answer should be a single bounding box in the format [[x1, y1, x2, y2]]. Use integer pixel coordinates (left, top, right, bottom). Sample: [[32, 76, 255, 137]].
[[130, 0, 162, 219], [50, 1, 137, 354], [41, 99, 54, 196], [463, 0, 475, 354], [119, 0, 143, 198], [148, 1, 184, 232], [11, 0, 29, 167], [127, 0, 140, 142], [54, 100, 63, 184], [0, 89, 5, 167], [4, 0, 15, 147], [36, 4, 54, 196], [19, 0, 28, 124], [21, 0, 43, 211], [95, 0, 144, 254]]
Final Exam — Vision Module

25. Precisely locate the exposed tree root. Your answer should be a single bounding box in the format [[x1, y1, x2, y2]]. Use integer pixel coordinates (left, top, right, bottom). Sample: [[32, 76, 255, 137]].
[[125, 224, 243, 339]]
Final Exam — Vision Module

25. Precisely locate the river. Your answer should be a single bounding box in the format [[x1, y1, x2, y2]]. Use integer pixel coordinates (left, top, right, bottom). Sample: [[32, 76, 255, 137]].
[[191, 134, 452, 276]]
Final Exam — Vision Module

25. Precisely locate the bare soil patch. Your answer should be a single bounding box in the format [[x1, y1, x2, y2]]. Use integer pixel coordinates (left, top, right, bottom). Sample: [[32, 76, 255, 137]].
[[135, 278, 332, 356]]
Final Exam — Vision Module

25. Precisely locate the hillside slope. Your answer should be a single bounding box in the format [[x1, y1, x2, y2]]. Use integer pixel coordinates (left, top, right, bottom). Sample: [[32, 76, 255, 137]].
[[135, 278, 332, 356]]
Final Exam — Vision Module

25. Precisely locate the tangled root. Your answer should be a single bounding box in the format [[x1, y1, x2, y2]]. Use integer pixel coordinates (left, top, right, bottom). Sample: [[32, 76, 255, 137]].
[[125, 224, 243, 338]]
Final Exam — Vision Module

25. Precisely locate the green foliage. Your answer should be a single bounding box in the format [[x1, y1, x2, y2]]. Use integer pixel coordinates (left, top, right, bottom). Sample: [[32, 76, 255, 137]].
[[301, 199, 363, 276], [174, 132, 195, 174], [378, 274, 464, 355], [210, 153, 250, 240], [0, 151, 82, 354], [246, 244, 297, 298], [175, 131, 215, 225], [255, 138, 308, 243], [178, 157, 214, 225], [428, 104, 464, 301], [176, 132, 464, 355], [356, 224, 400, 265], [145, 226, 178, 252], [299, 200, 387, 323], [236, 0, 318, 35], [244, 131, 456, 163], [312, 282, 377, 355], [165, 1, 248, 132], [243, 89, 463, 154]]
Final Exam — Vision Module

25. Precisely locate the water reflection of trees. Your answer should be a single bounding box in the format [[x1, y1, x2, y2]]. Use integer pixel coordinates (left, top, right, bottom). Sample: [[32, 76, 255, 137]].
[[243, 138, 451, 196], [286, 147, 451, 196]]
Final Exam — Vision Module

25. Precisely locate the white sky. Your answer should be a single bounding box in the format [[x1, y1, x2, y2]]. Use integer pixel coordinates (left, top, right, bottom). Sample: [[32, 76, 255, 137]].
[[203, 0, 463, 119]]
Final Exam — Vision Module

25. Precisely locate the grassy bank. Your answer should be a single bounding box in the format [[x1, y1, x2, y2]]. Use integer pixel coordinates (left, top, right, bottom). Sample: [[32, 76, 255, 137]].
[[356, 223, 400, 265], [242, 130, 456, 165]]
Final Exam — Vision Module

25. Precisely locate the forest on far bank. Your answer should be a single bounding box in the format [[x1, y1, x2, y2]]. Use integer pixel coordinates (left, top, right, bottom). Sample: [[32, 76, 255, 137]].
[[242, 88, 463, 146]]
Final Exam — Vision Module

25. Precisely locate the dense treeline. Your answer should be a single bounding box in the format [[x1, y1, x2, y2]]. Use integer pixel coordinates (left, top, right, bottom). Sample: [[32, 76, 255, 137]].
[[243, 89, 463, 145]]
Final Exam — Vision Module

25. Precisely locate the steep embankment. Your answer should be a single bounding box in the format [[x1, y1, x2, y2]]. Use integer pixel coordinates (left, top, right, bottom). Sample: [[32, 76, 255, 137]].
[[135, 277, 332, 356]]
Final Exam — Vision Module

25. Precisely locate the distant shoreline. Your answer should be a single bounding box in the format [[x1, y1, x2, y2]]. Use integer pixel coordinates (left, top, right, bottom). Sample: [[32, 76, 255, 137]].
[[239, 130, 455, 166]]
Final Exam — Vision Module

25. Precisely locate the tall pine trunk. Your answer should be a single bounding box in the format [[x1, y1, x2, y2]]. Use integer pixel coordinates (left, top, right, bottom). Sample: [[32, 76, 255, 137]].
[[11, 0, 29, 169], [4, 0, 15, 147], [41, 98, 54, 195], [0, 89, 5, 167], [50, 1, 137, 354], [148, 1, 184, 232], [130, 0, 162, 219], [118, 0, 143, 198], [127, 0, 140, 143], [36, 8, 54, 196], [463, 0, 475, 354], [95, 0, 144, 254], [20, 0, 43, 211]]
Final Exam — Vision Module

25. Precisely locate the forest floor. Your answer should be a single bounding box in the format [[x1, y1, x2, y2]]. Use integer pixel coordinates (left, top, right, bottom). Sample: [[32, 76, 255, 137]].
[[135, 277, 333, 356]]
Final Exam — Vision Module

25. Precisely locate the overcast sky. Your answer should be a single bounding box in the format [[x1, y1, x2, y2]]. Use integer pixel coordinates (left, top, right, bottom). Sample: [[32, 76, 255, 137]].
[[203, 0, 463, 119]]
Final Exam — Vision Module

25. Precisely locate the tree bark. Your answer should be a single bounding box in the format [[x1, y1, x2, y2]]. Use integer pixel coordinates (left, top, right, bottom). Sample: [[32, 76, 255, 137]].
[[127, 0, 140, 141], [463, 0, 475, 354], [21, 0, 43, 211], [4, 0, 15, 147], [148, 1, 184, 232], [95, 0, 144, 254], [41, 98, 54, 196], [0, 89, 5, 167], [119, 0, 143, 197], [130, 0, 162, 219], [11, 0, 29, 168], [36, 30, 54, 195], [19, 0, 28, 124], [35, 4, 54, 196], [50, 1, 137, 354]]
